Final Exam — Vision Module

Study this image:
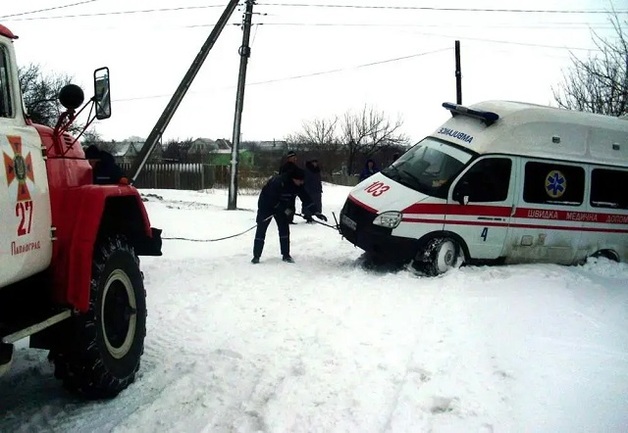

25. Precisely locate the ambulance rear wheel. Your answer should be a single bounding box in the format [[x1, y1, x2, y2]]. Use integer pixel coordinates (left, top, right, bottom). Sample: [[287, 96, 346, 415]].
[[421, 237, 462, 276], [591, 249, 619, 262]]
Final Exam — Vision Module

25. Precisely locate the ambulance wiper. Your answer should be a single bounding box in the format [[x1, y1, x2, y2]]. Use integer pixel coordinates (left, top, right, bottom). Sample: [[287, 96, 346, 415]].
[[382, 164, 401, 179], [399, 169, 425, 190]]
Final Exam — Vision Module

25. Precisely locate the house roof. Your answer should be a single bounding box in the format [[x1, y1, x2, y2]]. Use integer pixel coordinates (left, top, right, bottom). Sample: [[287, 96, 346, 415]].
[[188, 138, 232, 153], [257, 140, 288, 149], [110, 142, 142, 157]]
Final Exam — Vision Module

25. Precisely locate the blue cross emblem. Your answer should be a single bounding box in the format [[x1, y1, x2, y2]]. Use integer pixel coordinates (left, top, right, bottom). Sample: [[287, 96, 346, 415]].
[[545, 170, 566, 198]]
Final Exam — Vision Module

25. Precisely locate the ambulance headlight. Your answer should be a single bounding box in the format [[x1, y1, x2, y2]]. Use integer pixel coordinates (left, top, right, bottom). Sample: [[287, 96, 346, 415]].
[[373, 211, 402, 228]]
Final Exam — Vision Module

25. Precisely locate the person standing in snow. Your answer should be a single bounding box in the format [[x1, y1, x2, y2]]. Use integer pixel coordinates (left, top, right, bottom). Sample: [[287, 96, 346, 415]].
[[302, 158, 323, 223], [278, 150, 299, 224], [252, 167, 327, 264], [359, 158, 379, 182]]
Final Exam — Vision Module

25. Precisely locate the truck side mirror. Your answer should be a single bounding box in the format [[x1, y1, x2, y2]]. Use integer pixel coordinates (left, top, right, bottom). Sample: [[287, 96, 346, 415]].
[[94, 67, 111, 120]]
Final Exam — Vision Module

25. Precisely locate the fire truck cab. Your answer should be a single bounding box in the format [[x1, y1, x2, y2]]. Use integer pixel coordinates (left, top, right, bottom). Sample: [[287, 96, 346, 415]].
[[0, 23, 161, 398]]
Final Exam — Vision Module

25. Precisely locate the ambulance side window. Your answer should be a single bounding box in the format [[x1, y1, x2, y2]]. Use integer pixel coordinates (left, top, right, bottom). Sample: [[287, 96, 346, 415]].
[[454, 158, 512, 202], [591, 168, 628, 209], [0, 45, 12, 118], [523, 162, 584, 205]]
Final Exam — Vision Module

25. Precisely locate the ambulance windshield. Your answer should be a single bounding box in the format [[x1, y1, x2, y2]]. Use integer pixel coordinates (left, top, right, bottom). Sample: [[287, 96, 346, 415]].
[[381, 138, 474, 198]]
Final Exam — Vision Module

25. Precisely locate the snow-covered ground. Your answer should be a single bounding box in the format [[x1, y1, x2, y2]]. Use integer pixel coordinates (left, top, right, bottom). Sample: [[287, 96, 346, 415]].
[[1, 183, 627, 433]]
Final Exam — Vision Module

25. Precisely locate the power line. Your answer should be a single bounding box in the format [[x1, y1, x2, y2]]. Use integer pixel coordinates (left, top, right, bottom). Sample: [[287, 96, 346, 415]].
[[246, 24, 598, 51], [261, 3, 628, 14], [115, 47, 452, 102], [0, 0, 100, 19], [411, 32, 598, 51], [251, 21, 615, 31], [6, 5, 226, 21], [248, 47, 452, 86], [7, 3, 627, 21]]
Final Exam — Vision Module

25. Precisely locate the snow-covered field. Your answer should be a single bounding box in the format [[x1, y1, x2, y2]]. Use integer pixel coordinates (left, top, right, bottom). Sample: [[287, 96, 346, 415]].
[[1, 183, 627, 433]]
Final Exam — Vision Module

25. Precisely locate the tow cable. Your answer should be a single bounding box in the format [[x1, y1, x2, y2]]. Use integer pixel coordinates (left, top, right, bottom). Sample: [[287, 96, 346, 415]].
[[294, 213, 340, 230], [161, 212, 339, 243], [162, 215, 272, 242]]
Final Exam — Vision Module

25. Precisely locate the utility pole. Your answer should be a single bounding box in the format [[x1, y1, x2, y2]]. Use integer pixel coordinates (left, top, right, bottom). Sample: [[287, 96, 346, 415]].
[[228, 0, 255, 210], [129, 0, 240, 185], [455, 40, 462, 105]]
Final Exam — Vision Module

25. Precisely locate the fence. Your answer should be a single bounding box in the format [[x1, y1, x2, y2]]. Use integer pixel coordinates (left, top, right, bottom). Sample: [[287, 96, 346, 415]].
[[117, 163, 360, 190], [119, 163, 213, 190]]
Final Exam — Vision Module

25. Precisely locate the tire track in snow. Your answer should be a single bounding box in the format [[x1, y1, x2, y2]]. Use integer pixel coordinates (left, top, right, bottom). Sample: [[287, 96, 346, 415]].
[[380, 268, 516, 432]]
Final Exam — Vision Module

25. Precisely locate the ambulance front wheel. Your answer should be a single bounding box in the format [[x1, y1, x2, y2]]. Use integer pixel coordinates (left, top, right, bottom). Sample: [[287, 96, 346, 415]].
[[420, 237, 464, 276]]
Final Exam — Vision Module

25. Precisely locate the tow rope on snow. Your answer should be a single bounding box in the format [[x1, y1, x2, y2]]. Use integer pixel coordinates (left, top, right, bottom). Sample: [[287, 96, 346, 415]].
[[162, 215, 273, 242], [162, 211, 339, 243]]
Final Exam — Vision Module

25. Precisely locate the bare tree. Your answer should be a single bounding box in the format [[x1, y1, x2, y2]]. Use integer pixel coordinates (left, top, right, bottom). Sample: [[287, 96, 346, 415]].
[[340, 105, 409, 175], [81, 129, 103, 147], [553, 12, 628, 117], [162, 138, 194, 162], [18, 63, 75, 127], [287, 116, 341, 152]]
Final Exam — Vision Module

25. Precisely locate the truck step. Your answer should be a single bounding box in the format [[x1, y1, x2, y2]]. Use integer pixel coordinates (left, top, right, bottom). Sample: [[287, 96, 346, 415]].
[[1, 309, 72, 344]]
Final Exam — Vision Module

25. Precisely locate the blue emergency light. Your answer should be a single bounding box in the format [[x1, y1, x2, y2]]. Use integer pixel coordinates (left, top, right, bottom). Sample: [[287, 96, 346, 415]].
[[442, 102, 499, 126]]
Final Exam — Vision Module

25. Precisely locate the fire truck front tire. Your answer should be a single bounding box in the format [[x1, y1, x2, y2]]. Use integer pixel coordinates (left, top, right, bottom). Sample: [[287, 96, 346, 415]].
[[51, 235, 146, 399]]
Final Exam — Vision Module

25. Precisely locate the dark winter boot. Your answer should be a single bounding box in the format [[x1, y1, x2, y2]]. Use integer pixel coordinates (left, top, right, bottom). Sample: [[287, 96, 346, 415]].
[[251, 257, 260, 264], [282, 255, 294, 263]]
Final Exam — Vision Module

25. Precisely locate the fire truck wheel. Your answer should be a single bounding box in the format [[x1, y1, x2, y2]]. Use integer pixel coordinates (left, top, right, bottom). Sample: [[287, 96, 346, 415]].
[[422, 237, 462, 276], [51, 236, 146, 399]]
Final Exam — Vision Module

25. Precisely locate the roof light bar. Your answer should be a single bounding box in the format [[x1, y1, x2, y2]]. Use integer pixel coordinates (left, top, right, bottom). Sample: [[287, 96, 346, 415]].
[[442, 102, 499, 126]]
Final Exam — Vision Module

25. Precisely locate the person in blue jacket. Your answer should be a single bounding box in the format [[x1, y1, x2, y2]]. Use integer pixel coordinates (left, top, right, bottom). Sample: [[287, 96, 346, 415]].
[[252, 167, 327, 264], [359, 158, 379, 181]]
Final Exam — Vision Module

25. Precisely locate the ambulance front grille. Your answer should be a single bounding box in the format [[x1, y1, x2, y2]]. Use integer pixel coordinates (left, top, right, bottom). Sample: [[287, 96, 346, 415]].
[[342, 199, 376, 228]]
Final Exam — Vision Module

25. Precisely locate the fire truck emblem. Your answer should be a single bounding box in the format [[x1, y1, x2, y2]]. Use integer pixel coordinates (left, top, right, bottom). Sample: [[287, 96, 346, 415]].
[[545, 170, 566, 199], [3, 136, 34, 202]]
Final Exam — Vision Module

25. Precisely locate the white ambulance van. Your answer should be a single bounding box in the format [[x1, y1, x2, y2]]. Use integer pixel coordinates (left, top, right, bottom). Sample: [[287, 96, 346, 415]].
[[338, 101, 628, 275]]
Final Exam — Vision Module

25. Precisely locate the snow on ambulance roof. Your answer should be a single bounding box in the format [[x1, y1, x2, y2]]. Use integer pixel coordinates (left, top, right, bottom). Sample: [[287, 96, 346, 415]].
[[432, 100, 628, 168]]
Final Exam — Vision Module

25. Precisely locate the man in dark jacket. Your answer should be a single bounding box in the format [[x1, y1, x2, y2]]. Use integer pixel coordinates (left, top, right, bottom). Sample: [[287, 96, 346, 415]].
[[278, 150, 299, 224], [302, 158, 323, 223], [84, 145, 125, 185], [252, 167, 327, 264]]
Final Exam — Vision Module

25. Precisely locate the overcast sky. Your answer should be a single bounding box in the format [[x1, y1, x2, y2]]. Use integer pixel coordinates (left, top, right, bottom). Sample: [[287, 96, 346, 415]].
[[1, 0, 624, 144]]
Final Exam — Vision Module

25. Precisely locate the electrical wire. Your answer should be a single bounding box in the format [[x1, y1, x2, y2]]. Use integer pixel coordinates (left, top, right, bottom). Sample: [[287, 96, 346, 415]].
[[6, 3, 627, 21], [249, 22, 615, 30], [0, 0, 100, 19], [260, 3, 628, 14], [5, 5, 226, 21], [245, 47, 452, 86], [114, 47, 452, 102]]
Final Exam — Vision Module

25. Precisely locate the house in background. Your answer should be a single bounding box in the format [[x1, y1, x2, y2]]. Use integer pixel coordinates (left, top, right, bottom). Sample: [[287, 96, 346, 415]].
[[110, 142, 141, 164], [246, 140, 289, 153], [100, 138, 163, 165]]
